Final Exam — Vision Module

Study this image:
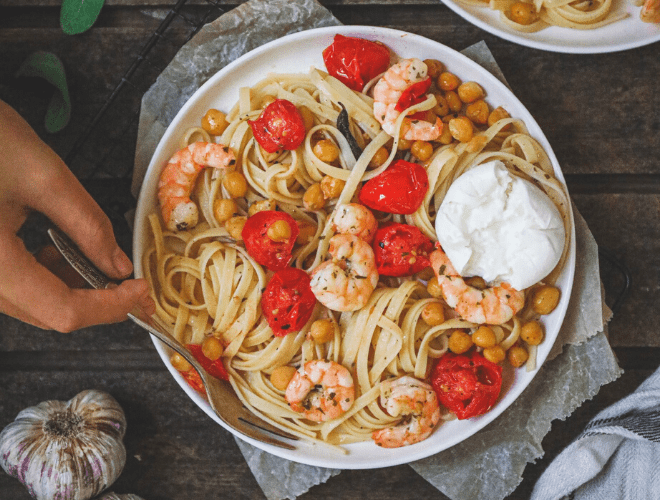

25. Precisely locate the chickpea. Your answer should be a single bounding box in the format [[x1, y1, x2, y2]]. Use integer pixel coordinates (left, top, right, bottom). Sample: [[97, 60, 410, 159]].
[[427, 277, 443, 298], [411, 140, 434, 161], [313, 139, 340, 163], [296, 221, 317, 245], [397, 138, 413, 151], [488, 106, 512, 128], [510, 2, 537, 24], [267, 219, 292, 242], [201, 109, 229, 136], [508, 345, 529, 368], [299, 106, 315, 131], [438, 72, 460, 91], [248, 198, 276, 217], [270, 365, 297, 391], [465, 276, 487, 290], [225, 216, 247, 240], [320, 175, 345, 199], [222, 171, 248, 198], [303, 183, 326, 210], [432, 93, 450, 116], [521, 320, 544, 346], [369, 147, 389, 169], [422, 302, 445, 326], [448, 329, 473, 354], [444, 91, 462, 113], [170, 352, 192, 372], [472, 326, 497, 348], [310, 319, 335, 344], [483, 345, 506, 364], [457, 82, 485, 104], [466, 99, 490, 125], [531, 285, 561, 315], [449, 116, 474, 143], [213, 198, 238, 224], [201, 336, 223, 361], [438, 122, 454, 145], [424, 59, 445, 79]]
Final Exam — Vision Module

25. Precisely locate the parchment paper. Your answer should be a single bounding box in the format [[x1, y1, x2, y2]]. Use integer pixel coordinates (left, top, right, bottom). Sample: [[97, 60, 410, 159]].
[[132, 1, 622, 498]]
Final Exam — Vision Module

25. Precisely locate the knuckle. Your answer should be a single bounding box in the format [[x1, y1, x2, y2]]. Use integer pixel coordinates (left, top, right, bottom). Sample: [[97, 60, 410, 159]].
[[50, 305, 83, 333]]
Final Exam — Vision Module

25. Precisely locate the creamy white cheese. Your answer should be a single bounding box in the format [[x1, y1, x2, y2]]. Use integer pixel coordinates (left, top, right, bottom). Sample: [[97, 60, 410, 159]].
[[434, 160, 565, 290]]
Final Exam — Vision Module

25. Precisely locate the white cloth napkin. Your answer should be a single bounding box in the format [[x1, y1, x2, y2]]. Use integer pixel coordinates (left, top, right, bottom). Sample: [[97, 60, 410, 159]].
[[532, 368, 660, 500]]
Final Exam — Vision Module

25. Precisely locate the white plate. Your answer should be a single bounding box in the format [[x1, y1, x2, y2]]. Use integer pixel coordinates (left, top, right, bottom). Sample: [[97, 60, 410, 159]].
[[133, 26, 576, 469], [442, 0, 660, 53]]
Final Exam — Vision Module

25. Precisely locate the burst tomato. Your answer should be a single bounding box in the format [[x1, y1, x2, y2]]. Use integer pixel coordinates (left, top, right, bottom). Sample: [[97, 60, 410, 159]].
[[178, 343, 229, 396], [261, 268, 317, 337], [395, 76, 432, 120], [322, 34, 391, 92], [372, 223, 433, 277], [242, 211, 299, 270], [431, 351, 503, 420], [358, 160, 429, 215], [248, 99, 305, 153]]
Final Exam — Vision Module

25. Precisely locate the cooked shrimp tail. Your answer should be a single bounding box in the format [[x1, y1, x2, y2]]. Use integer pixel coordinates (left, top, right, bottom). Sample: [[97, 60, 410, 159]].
[[641, 0, 660, 22], [331, 203, 378, 243]]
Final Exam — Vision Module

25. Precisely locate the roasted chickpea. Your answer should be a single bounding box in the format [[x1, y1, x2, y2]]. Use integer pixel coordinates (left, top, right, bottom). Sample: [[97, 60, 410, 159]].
[[457, 82, 485, 104], [248, 198, 276, 217], [444, 91, 462, 113], [397, 138, 413, 151], [424, 59, 445, 79], [310, 319, 335, 344], [427, 277, 443, 298], [213, 198, 238, 224], [483, 345, 506, 364], [320, 175, 346, 199], [449, 116, 474, 143], [472, 326, 497, 348], [170, 352, 192, 372], [267, 219, 292, 242], [201, 336, 223, 361], [313, 139, 340, 163], [465, 276, 487, 290], [422, 302, 445, 326], [448, 329, 473, 354], [270, 365, 297, 391], [466, 99, 490, 125], [411, 140, 434, 161], [296, 221, 317, 245], [521, 320, 544, 345], [299, 106, 315, 131], [438, 72, 460, 91], [508, 345, 529, 368], [488, 106, 512, 128], [510, 2, 537, 24], [225, 216, 247, 240], [432, 93, 450, 116], [303, 183, 326, 210], [222, 171, 248, 198], [438, 123, 454, 145], [201, 108, 229, 135], [368, 146, 390, 169], [531, 285, 561, 315]]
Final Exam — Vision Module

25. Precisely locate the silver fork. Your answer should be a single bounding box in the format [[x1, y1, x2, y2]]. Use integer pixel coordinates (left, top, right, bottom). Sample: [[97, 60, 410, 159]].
[[48, 228, 297, 450]]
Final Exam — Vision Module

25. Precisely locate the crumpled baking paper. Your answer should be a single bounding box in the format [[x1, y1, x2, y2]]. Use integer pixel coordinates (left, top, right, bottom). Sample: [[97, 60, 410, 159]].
[[132, 0, 622, 499]]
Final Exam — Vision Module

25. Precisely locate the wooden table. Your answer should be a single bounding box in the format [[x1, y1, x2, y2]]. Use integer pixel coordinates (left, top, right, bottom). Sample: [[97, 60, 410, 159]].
[[1, 1, 658, 498]]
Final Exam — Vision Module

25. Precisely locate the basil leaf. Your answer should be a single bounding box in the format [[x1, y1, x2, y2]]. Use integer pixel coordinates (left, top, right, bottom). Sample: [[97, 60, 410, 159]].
[[60, 0, 105, 35]]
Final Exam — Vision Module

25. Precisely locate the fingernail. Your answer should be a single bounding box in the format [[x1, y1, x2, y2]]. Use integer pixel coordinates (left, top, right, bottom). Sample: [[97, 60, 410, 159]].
[[113, 248, 133, 276]]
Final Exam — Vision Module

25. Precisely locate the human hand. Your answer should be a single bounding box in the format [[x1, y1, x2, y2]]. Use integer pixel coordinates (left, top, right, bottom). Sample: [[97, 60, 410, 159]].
[[0, 100, 155, 331]]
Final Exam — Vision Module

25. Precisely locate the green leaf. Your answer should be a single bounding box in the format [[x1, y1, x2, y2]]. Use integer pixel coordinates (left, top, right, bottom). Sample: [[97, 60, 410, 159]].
[[60, 0, 105, 35], [16, 52, 71, 133]]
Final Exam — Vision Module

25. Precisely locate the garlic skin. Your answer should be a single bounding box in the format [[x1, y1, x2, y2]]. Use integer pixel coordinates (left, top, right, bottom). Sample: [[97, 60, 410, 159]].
[[0, 390, 127, 500]]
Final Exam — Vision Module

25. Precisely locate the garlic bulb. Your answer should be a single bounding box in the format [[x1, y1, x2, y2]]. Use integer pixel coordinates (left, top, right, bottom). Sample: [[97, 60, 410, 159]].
[[0, 390, 127, 500], [96, 494, 145, 500]]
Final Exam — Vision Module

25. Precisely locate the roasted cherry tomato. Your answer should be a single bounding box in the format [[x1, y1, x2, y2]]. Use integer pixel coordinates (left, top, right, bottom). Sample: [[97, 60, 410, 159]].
[[431, 351, 503, 420], [322, 34, 391, 92], [180, 369, 206, 397], [358, 160, 429, 215], [248, 99, 305, 153], [372, 223, 433, 277], [178, 343, 230, 396], [242, 211, 299, 270], [395, 77, 432, 113], [262, 268, 317, 337]]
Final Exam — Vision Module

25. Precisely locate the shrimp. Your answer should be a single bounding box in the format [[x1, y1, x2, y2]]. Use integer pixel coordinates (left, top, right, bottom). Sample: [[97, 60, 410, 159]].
[[641, 0, 660, 22], [430, 248, 525, 325], [373, 58, 443, 142], [309, 234, 379, 312], [285, 360, 355, 422], [372, 376, 441, 448], [158, 142, 236, 231], [331, 203, 378, 242]]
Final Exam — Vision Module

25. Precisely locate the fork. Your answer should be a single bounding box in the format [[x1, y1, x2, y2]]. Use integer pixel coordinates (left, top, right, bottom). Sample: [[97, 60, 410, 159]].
[[47, 228, 298, 450]]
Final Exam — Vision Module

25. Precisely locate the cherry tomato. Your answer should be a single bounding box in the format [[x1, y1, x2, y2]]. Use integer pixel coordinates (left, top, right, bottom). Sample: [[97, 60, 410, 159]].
[[178, 343, 230, 396], [181, 369, 206, 397], [431, 351, 503, 420], [248, 99, 305, 153], [358, 159, 429, 215], [372, 223, 433, 277], [242, 211, 299, 270], [262, 268, 317, 337], [395, 77, 432, 113], [322, 34, 391, 92]]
